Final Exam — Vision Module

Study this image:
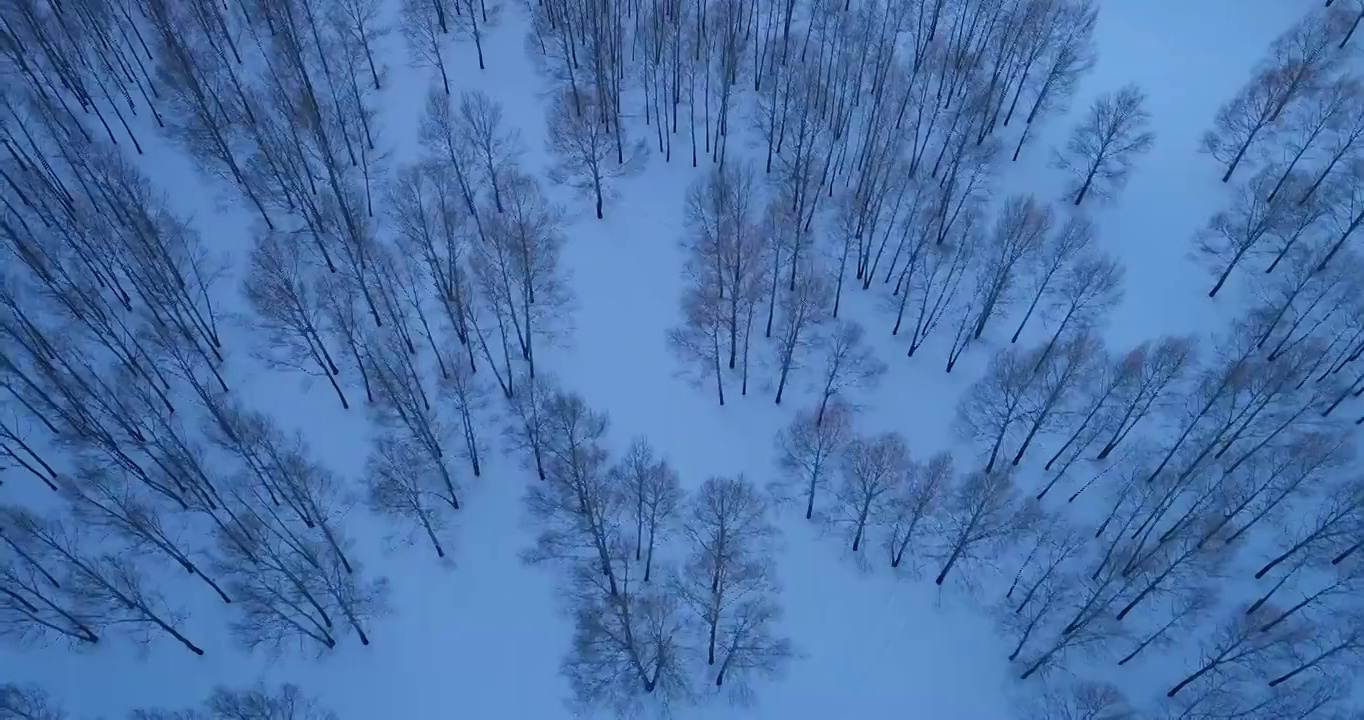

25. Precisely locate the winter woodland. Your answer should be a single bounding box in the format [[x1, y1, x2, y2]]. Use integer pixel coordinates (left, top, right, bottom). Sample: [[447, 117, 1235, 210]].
[[2, 0, 1364, 718]]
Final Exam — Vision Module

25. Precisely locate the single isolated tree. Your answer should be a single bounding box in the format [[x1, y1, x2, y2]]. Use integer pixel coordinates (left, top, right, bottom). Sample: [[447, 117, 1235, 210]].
[[1053, 84, 1156, 206]]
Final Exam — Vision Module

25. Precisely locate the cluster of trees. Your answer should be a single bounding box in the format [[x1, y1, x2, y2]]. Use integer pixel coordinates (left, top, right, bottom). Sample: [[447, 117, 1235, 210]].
[[775, 401, 1035, 586], [589, 0, 1154, 387], [772, 308, 1364, 716], [509, 387, 790, 714], [1199, 4, 1364, 300], [1, 0, 572, 668], [2, 682, 336, 720]]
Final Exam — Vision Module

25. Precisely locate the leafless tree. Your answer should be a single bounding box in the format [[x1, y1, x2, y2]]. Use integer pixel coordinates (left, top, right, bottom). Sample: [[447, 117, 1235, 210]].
[[1315, 158, 1364, 272], [973, 195, 1053, 340], [1033, 255, 1124, 367], [671, 162, 767, 403], [774, 401, 852, 520], [1053, 84, 1155, 206], [1020, 680, 1133, 720], [899, 226, 977, 359], [1202, 9, 1346, 182], [400, 0, 451, 93], [504, 373, 557, 481], [0, 684, 64, 720], [1300, 82, 1364, 206], [562, 556, 692, 716], [1012, 335, 1105, 466], [60, 466, 229, 604], [609, 438, 682, 582], [457, 90, 522, 213], [678, 476, 789, 696], [367, 433, 453, 558], [812, 321, 884, 426], [1198, 168, 1295, 297], [1254, 475, 1364, 580], [387, 160, 477, 373], [1, 521, 100, 647], [933, 467, 1034, 587], [773, 261, 831, 404], [1165, 604, 1310, 698], [832, 432, 907, 553], [449, 0, 500, 70], [329, 0, 390, 90], [525, 392, 625, 596], [136, 683, 339, 720], [669, 273, 729, 406], [242, 234, 350, 409], [1265, 76, 1360, 202], [882, 451, 953, 572], [547, 89, 642, 219], [1012, 214, 1096, 344], [957, 347, 1040, 473], [1095, 336, 1198, 461], [363, 327, 461, 509], [0, 506, 202, 655]]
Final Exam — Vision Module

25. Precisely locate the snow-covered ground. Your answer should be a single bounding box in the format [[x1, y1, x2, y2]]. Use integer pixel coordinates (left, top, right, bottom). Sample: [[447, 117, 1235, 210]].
[[1, 0, 1348, 718]]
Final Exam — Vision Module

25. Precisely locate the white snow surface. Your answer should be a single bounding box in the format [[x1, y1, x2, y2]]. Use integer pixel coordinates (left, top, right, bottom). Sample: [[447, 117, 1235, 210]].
[[0, 1, 1335, 718]]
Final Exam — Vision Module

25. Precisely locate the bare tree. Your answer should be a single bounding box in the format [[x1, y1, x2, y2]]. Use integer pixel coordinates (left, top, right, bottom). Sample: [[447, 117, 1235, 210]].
[[457, 90, 522, 212], [1033, 255, 1124, 368], [0, 684, 64, 720], [859, 437, 945, 571], [60, 466, 230, 604], [773, 262, 831, 404], [829, 432, 905, 553], [957, 347, 1040, 473], [0, 506, 202, 655], [1199, 168, 1295, 297], [933, 468, 1034, 587], [678, 476, 789, 696], [242, 234, 350, 409], [367, 433, 452, 558], [547, 90, 642, 219], [136, 683, 339, 720], [973, 195, 1053, 340], [1020, 680, 1133, 720], [1202, 9, 1345, 182], [363, 328, 461, 509], [450, 0, 499, 70], [1165, 604, 1310, 698], [1011, 214, 1096, 344], [774, 401, 852, 520], [608, 438, 679, 581], [812, 321, 885, 426], [525, 392, 625, 596], [1094, 336, 1198, 460], [1055, 85, 1155, 206], [562, 557, 692, 716], [1012, 334, 1105, 466], [669, 275, 729, 406], [400, 0, 451, 93]]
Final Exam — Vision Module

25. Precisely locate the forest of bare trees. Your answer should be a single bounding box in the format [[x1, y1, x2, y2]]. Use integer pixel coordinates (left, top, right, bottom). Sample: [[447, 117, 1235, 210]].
[[2, 0, 1364, 717]]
